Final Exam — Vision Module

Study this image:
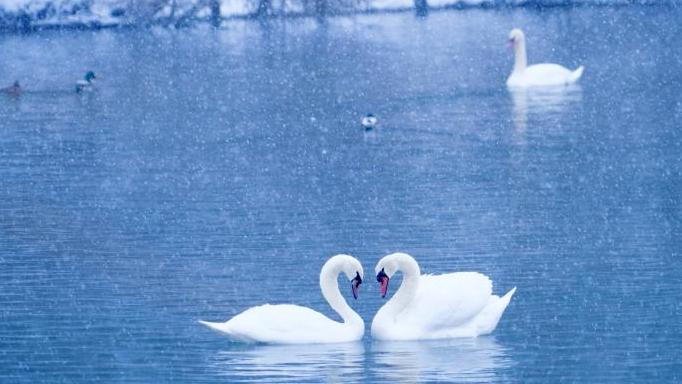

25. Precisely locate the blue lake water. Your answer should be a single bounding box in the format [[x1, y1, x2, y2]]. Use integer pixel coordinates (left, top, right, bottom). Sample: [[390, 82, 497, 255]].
[[1, 5, 681, 383]]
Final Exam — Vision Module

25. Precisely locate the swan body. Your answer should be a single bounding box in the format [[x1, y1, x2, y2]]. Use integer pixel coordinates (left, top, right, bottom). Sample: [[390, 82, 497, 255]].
[[507, 28, 584, 88], [200, 254, 364, 344], [371, 253, 516, 341]]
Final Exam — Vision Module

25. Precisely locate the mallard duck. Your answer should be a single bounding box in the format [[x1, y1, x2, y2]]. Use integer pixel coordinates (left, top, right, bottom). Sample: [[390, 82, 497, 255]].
[[2, 81, 21, 96], [76, 71, 97, 92], [361, 113, 378, 130]]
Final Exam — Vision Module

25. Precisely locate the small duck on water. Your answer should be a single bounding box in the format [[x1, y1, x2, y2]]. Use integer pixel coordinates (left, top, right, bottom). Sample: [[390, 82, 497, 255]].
[[76, 71, 97, 93], [2, 81, 22, 96], [361, 113, 378, 130]]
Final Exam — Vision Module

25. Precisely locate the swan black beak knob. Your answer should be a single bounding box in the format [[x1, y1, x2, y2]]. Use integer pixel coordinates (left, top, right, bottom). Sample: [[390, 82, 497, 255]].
[[351, 272, 362, 299]]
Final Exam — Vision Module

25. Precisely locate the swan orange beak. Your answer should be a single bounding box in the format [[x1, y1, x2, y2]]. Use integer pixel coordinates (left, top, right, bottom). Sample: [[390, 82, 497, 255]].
[[509, 39, 515, 49], [351, 272, 362, 300], [377, 268, 389, 298]]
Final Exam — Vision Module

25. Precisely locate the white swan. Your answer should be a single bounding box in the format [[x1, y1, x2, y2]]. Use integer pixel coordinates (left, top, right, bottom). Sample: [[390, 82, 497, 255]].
[[199, 254, 364, 344], [507, 28, 584, 88], [371, 253, 516, 340]]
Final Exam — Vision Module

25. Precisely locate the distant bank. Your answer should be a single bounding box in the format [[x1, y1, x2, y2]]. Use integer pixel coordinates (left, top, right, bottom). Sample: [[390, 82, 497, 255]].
[[0, 0, 675, 32]]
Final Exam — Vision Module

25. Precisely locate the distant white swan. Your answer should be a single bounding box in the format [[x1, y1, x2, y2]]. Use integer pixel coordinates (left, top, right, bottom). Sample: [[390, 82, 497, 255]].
[[371, 253, 516, 340], [507, 28, 584, 88], [199, 254, 364, 344]]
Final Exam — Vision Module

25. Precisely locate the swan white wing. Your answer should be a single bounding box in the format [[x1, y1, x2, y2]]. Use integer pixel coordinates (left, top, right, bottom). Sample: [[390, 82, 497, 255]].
[[398, 272, 493, 332], [508, 63, 583, 87], [200, 304, 352, 344], [524, 63, 573, 78]]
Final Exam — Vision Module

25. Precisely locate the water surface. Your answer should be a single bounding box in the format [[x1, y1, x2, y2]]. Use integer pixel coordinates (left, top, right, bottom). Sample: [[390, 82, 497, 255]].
[[1, 6, 681, 383]]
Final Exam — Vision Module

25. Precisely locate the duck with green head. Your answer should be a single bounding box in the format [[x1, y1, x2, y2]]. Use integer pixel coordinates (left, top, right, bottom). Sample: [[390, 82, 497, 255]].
[[76, 71, 96, 92], [2, 81, 21, 96]]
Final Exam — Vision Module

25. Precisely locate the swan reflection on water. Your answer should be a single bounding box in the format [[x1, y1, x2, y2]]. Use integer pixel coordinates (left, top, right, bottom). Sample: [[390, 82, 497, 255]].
[[210, 342, 364, 383], [510, 85, 583, 143], [371, 337, 511, 383]]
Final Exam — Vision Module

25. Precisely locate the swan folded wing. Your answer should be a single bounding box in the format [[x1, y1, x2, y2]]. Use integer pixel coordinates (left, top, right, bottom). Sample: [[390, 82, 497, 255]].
[[519, 63, 577, 86], [222, 304, 346, 344], [398, 272, 493, 334]]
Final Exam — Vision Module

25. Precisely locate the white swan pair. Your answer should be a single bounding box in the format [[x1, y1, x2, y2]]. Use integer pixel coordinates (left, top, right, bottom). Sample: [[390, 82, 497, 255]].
[[507, 28, 584, 88], [200, 253, 516, 344]]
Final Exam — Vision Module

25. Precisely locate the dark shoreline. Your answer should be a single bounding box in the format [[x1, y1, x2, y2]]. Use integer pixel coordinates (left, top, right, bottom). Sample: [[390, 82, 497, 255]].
[[0, 0, 676, 35]]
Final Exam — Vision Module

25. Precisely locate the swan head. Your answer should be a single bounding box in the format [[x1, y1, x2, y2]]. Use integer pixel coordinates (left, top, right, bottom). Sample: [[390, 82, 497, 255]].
[[345, 260, 363, 300], [376, 268, 390, 298], [509, 28, 525, 49], [375, 252, 415, 298], [351, 271, 362, 299], [327, 254, 364, 300]]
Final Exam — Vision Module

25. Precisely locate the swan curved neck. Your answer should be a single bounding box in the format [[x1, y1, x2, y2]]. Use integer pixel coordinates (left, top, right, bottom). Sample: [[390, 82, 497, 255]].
[[379, 255, 420, 320], [319, 259, 363, 327], [513, 39, 527, 73]]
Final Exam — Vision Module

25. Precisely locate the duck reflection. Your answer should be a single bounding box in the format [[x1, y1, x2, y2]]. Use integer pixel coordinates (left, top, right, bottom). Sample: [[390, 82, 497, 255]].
[[211, 342, 364, 383], [371, 337, 510, 383], [510, 85, 583, 144]]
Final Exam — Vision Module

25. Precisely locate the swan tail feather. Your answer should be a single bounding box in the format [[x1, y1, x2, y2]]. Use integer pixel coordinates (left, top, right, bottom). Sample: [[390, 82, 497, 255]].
[[473, 287, 517, 336], [199, 320, 230, 333], [199, 320, 258, 343], [569, 65, 584, 83], [504, 286, 517, 300]]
